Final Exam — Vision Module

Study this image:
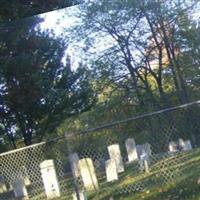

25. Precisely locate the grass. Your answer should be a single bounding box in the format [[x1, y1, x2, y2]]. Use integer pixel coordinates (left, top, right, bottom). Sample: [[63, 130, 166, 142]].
[[1, 148, 200, 200], [86, 148, 200, 200]]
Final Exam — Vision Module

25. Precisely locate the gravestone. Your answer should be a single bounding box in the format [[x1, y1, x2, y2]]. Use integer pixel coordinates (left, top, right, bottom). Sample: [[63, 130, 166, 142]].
[[185, 140, 192, 150], [69, 153, 80, 178], [0, 175, 7, 193], [78, 158, 99, 191], [136, 143, 151, 160], [139, 150, 149, 173], [40, 160, 60, 199], [12, 175, 29, 199], [179, 139, 192, 151], [21, 166, 31, 186], [178, 138, 185, 150], [105, 159, 118, 182], [107, 144, 124, 173], [136, 145, 143, 159], [125, 138, 138, 163], [169, 141, 177, 152], [143, 143, 152, 157]]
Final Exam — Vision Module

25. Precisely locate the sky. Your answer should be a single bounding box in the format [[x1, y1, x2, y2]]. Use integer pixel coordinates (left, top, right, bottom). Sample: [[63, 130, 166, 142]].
[[38, 2, 200, 69], [39, 5, 82, 69], [40, 5, 81, 35], [39, 3, 117, 70], [40, 2, 200, 33]]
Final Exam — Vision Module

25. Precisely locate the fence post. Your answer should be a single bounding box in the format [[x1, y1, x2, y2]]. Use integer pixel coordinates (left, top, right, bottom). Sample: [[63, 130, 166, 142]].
[[65, 133, 81, 200]]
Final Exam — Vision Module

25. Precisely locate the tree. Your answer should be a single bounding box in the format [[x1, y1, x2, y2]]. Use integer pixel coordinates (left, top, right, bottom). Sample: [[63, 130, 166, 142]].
[[0, 16, 96, 148], [72, 0, 198, 108], [51, 0, 200, 149], [0, 0, 79, 24]]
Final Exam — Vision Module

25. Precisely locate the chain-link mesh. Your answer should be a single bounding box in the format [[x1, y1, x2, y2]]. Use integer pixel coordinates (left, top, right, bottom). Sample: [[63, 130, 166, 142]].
[[1, 101, 200, 199], [0, 141, 75, 200]]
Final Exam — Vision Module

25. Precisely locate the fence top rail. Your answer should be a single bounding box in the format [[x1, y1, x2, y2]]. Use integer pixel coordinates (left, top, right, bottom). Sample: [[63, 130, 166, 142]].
[[0, 141, 46, 157], [1, 100, 200, 155], [62, 100, 200, 140]]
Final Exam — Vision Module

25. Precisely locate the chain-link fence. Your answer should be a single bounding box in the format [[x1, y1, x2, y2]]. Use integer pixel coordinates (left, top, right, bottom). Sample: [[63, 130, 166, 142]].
[[1, 100, 200, 200]]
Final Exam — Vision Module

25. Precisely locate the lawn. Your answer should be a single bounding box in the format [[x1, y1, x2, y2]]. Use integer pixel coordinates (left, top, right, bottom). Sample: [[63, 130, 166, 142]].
[[1, 148, 200, 200], [86, 148, 200, 200]]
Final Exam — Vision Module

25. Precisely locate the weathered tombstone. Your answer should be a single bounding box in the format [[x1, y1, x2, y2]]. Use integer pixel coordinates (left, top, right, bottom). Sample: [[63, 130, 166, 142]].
[[136, 145, 143, 159], [169, 141, 177, 152], [144, 143, 152, 157], [21, 166, 31, 186], [105, 159, 118, 182], [185, 140, 192, 150], [40, 160, 60, 199], [72, 190, 87, 200], [136, 143, 151, 160], [12, 175, 29, 199], [140, 151, 149, 173], [0, 175, 7, 193], [125, 138, 138, 163], [78, 158, 99, 191], [107, 144, 124, 173], [69, 153, 81, 178], [178, 138, 185, 150]]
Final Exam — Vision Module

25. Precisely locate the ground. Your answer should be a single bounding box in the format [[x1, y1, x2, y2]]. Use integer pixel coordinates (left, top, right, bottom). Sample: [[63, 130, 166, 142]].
[[86, 148, 200, 200], [1, 148, 200, 200]]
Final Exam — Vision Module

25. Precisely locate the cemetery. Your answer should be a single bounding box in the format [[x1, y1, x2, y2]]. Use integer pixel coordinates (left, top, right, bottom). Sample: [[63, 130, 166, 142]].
[[1, 98, 200, 200], [0, 132, 200, 200], [1, 0, 200, 199], [0, 100, 200, 199]]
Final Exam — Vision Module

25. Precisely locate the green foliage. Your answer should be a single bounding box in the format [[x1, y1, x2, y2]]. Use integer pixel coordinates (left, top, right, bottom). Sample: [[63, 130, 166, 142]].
[[1, 0, 200, 151], [0, 16, 96, 147], [58, 0, 200, 147], [0, 0, 79, 24]]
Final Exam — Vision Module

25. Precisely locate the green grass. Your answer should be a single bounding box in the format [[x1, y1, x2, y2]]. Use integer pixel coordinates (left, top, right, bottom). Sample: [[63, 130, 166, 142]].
[[86, 148, 200, 200], [1, 148, 200, 200]]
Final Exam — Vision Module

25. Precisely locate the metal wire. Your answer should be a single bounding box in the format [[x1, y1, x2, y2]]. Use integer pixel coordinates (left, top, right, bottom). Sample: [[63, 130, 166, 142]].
[[1, 100, 200, 199]]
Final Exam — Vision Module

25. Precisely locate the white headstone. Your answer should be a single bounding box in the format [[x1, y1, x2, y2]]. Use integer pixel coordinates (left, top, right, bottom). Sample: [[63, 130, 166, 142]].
[[125, 138, 138, 163], [40, 160, 60, 199], [143, 143, 152, 157], [140, 150, 148, 161], [105, 159, 118, 182], [107, 144, 124, 173], [0, 176, 7, 193], [22, 166, 31, 186], [69, 153, 81, 178], [185, 140, 192, 150], [136, 145, 143, 159], [169, 141, 177, 152], [139, 150, 149, 173], [12, 175, 29, 199], [178, 138, 185, 150], [136, 143, 151, 160], [78, 158, 99, 191]]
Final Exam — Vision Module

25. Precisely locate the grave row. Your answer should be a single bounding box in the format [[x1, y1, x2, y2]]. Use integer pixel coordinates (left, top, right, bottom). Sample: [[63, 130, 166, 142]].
[[71, 137, 192, 199], [0, 137, 192, 199], [169, 138, 192, 152]]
